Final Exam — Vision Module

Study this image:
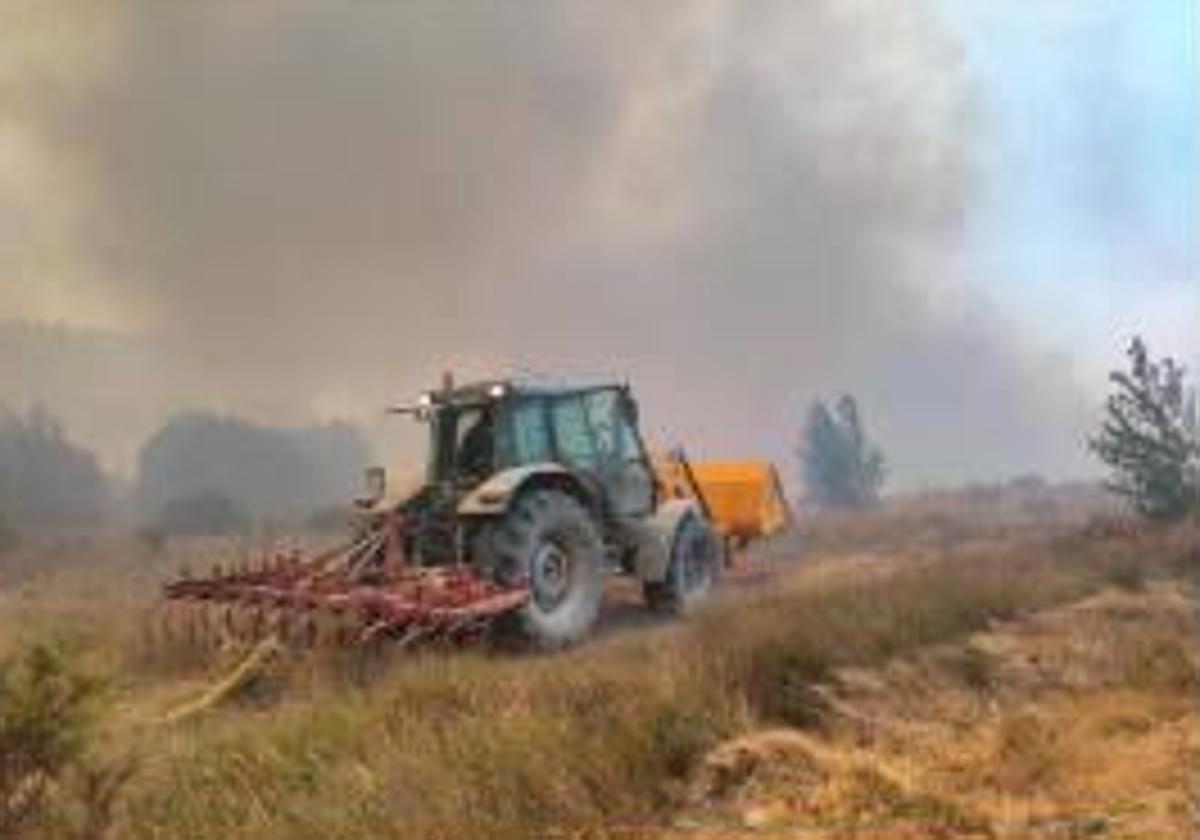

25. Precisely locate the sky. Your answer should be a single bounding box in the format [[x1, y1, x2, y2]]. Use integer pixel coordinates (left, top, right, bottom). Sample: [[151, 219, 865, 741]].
[[943, 0, 1198, 380], [0, 1, 1195, 488]]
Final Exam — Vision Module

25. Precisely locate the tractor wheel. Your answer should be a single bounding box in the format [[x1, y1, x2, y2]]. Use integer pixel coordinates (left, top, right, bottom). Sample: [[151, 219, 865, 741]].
[[475, 489, 604, 648], [644, 514, 721, 614]]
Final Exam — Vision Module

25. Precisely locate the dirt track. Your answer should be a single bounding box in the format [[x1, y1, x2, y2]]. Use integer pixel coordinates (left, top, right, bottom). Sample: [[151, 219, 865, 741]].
[[595, 549, 791, 641]]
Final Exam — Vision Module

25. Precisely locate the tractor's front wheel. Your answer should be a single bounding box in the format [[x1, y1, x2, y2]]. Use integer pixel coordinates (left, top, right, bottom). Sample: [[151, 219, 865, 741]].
[[475, 490, 604, 648]]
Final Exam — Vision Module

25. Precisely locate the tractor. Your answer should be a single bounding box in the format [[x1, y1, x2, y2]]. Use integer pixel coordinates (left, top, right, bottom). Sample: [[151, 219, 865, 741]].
[[161, 377, 786, 649], [362, 377, 722, 646]]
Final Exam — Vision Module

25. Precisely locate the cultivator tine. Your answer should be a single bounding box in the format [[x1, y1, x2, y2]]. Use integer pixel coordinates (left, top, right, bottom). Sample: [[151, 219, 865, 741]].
[[249, 606, 267, 641], [311, 609, 335, 647], [359, 619, 390, 646], [272, 607, 293, 644], [231, 605, 253, 643], [144, 602, 170, 651], [202, 604, 218, 647], [158, 602, 177, 644], [158, 527, 529, 655], [184, 604, 202, 646], [300, 613, 319, 648], [392, 621, 431, 650], [222, 604, 238, 640], [328, 612, 349, 646]]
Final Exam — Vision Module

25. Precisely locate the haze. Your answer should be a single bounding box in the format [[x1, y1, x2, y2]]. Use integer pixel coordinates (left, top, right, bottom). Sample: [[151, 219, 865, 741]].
[[1, 1, 1194, 487]]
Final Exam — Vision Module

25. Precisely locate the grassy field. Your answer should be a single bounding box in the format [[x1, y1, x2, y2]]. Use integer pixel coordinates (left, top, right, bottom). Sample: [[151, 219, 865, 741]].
[[0, 487, 1196, 839]]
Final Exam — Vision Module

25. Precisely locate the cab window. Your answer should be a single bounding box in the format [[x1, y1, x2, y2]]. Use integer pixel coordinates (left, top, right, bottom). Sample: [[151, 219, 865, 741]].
[[582, 389, 620, 462], [454, 408, 493, 479], [502, 398, 553, 465], [618, 415, 643, 461], [551, 396, 597, 469]]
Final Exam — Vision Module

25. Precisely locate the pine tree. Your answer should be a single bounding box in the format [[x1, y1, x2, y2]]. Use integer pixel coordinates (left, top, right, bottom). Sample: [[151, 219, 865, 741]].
[[1090, 337, 1199, 521], [799, 394, 885, 508]]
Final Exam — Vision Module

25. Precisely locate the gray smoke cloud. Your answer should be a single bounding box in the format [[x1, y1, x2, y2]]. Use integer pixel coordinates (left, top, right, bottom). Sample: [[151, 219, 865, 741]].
[[2, 0, 1093, 485]]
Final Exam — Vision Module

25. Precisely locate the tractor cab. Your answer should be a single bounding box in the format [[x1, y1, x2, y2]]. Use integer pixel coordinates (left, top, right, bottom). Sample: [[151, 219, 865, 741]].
[[408, 379, 658, 518]]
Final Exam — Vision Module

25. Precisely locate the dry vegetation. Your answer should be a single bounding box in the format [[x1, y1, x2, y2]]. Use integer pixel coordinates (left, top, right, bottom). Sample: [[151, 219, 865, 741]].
[[682, 577, 1198, 838], [0, 486, 1195, 839]]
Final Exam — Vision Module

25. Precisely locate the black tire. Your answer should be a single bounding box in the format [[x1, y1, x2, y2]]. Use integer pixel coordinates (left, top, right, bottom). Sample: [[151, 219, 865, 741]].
[[474, 489, 604, 648], [644, 514, 721, 614]]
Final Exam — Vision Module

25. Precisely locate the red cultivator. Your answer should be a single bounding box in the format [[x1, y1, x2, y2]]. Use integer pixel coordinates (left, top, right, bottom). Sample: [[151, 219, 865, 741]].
[[159, 518, 528, 650]]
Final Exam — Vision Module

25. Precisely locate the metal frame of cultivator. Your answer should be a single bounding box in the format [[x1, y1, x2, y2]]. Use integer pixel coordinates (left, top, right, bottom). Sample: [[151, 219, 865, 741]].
[[158, 511, 528, 650]]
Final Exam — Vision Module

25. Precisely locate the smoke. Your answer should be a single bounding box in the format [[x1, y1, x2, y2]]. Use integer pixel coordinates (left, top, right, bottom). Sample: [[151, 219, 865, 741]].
[[2, 0, 1093, 485]]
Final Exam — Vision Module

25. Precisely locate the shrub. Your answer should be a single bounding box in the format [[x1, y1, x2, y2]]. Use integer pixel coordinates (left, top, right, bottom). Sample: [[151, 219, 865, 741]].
[[646, 704, 730, 779], [939, 643, 999, 691], [1104, 556, 1147, 592], [741, 642, 835, 729], [0, 641, 101, 837]]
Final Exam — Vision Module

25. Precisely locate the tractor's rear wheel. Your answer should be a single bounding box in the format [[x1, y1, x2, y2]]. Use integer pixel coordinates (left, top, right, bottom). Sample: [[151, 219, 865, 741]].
[[475, 489, 604, 648], [644, 514, 721, 614]]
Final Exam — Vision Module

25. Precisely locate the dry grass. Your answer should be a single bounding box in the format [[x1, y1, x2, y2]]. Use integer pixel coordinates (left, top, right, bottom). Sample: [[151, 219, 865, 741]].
[[0, 489, 1195, 839], [678, 581, 1199, 838], [785, 480, 1112, 560]]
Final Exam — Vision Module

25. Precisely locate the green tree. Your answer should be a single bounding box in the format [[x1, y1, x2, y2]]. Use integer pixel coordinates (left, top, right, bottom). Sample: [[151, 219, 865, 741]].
[[136, 413, 372, 524], [1090, 337, 1199, 521], [799, 394, 885, 508], [0, 405, 108, 531], [157, 491, 250, 536]]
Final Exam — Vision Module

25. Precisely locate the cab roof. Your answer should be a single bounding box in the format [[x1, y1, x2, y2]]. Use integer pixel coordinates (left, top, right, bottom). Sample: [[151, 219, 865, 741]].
[[407, 377, 628, 410]]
